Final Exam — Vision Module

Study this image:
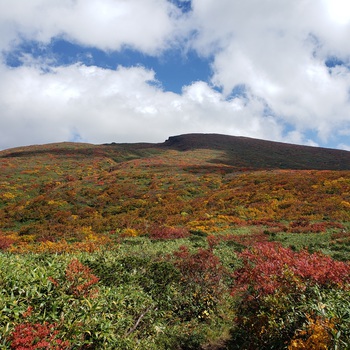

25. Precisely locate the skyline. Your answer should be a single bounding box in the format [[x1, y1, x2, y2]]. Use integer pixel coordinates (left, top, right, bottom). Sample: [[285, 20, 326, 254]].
[[1, 0, 350, 150]]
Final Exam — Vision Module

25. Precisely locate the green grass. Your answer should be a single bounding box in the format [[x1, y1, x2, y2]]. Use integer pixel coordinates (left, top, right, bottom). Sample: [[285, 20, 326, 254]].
[[270, 228, 350, 261], [271, 231, 332, 251], [0, 236, 237, 349]]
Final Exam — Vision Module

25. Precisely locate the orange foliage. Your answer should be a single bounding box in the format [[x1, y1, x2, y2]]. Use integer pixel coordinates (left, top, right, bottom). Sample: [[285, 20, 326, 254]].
[[289, 315, 335, 350], [65, 259, 99, 298]]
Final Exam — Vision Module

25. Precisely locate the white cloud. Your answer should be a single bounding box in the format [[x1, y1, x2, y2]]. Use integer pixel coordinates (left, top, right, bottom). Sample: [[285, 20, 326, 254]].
[[0, 0, 184, 54], [1, 0, 350, 150], [0, 61, 289, 149], [338, 144, 350, 151], [186, 0, 350, 146]]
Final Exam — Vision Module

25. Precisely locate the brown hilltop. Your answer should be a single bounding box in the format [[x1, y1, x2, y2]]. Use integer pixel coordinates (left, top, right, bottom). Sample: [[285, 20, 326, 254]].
[[161, 133, 350, 170], [1, 133, 350, 170]]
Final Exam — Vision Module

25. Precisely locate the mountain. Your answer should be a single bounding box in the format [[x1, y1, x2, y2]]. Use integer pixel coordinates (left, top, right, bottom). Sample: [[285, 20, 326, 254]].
[[3, 133, 348, 170], [2, 133, 350, 350], [1, 134, 350, 349], [161, 133, 350, 170]]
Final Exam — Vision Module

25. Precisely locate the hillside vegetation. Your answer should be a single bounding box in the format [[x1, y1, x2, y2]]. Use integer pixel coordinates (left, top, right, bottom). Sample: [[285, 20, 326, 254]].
[[0, 134, 350, 349]]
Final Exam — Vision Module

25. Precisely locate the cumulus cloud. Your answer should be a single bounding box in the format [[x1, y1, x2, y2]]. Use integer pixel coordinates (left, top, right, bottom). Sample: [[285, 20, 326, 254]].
[[0, 0, 185, 54], [1, 0, 350, 150], [0, 61, 289, 149], [188, 0, 350, 145]]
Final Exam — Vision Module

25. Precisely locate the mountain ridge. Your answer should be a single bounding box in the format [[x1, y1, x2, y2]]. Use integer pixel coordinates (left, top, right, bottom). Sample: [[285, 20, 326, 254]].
[[160, 133, 350, 170], [2, 133, 349, 170]]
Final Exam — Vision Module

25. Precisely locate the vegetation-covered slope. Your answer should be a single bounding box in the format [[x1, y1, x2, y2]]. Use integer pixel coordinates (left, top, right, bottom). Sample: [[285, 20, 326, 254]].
[[1, 134, 350, 250], [0, 134, 350, 349], [163, 133, 350, 170]]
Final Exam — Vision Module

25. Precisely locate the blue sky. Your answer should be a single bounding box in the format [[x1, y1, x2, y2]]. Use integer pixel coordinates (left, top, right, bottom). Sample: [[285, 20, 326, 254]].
[[0, 0, 350, 150], [5, 38, 213, 94]]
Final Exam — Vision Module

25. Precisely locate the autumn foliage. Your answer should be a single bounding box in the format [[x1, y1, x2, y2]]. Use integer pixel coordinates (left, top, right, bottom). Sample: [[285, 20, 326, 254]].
[[233, 242, 350, 297], [149, 226, 190, 240], [1, 140, 350, 250], [10, 323, 70, 350], [288, 315, 335, 350], [65, 259, 99, 298], [230, 242, 350, 349], [0, 138, 350, 348]]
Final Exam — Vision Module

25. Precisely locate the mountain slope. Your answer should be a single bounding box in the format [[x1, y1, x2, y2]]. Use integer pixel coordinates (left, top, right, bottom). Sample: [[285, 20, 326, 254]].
[[1, 134, 350, 349], [0, 133, 350, 252], [2, 133, 350, 170], [162, 133, 350, 170]]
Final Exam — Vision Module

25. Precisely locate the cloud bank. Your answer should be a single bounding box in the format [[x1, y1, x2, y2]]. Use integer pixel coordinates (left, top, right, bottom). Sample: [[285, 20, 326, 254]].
[[1, 0, 350, 150]]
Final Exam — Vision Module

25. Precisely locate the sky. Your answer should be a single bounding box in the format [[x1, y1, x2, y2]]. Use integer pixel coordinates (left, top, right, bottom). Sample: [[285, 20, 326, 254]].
[[1, 0, 350, 151]]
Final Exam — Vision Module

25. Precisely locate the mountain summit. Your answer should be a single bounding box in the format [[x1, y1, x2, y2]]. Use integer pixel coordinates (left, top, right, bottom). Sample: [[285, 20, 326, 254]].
[[1, 133, 350, 170], [161, 133, 350, 170]]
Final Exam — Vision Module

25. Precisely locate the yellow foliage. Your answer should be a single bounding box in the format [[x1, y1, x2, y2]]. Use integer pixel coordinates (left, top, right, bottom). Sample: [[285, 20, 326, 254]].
[[20, 169, 39, 174], [121, 228, 138, 237], [19, 234, 36, 243], [2, 192, 16, 200], [341, 200, 350, 209], [80, 226, 94, 235], [9, 238, 111, 254], [47, 199, 68, 207], [288, 315, 335, 350]]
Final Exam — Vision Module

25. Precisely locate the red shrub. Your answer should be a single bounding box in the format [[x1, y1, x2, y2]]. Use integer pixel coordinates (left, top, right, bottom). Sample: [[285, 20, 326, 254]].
[[173, 246, 225, 291], [207, 235, 222, 249], [10, 322, 70, 350], [287, 219, 342, 233], [65, 259, 99, 298], [233, 242, 350, 297], [0, 236, 15, 250], [149, 226, 189, 240]]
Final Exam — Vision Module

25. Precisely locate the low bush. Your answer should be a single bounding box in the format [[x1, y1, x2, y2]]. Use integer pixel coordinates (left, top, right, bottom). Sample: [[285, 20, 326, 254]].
[[230, 242, 350, 349], [10, 322, 70, 350], [1, 230, 350, 349], [149, 226, 190, 240]]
